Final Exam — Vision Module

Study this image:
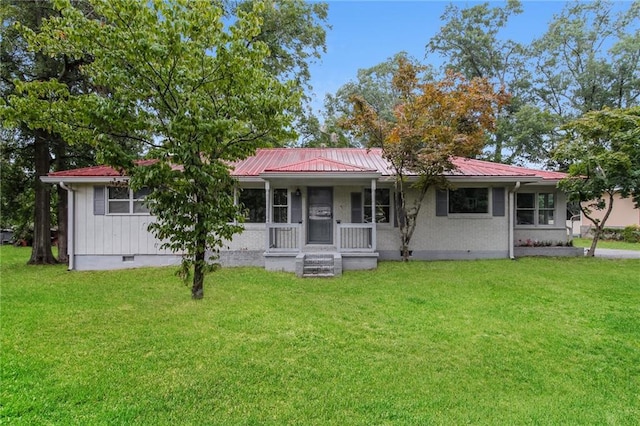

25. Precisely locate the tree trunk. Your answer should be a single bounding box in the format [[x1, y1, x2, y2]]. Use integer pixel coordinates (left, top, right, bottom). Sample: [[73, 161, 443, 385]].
[[28, 129, 57, 265], [397, 181, 429, 262], [583, 192, 615, 257], [587, 226, 602, 257], [192, 247, 205, 299], [192, 211, 206, 299]]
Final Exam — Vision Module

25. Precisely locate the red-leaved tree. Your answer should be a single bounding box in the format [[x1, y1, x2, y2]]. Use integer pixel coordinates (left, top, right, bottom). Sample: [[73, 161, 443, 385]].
[[344, 57, 509, 260]]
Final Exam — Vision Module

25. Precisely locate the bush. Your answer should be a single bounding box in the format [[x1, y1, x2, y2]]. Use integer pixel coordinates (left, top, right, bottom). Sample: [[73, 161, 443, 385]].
[[622, 225, 640, 243], [591, 228, 624, 241]]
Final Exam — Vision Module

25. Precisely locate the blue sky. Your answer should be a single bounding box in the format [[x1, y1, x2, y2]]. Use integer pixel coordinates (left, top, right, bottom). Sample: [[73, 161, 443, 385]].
[[305, 1, 574, 114]]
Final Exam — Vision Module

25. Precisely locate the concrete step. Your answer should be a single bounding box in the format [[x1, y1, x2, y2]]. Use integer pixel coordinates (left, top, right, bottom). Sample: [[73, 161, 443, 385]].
[[302, 253, 336, 277], [303, 265, 334, 274]]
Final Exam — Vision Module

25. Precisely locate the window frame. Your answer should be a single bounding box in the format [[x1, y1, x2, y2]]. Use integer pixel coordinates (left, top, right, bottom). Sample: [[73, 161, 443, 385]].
[[272, 188, 289, 224], [363, 188, 391, 224], [448, 187, 490, 215], [516, 192, 556, 227], [239, 188, 266, 224], [106, 186, 150, 215]]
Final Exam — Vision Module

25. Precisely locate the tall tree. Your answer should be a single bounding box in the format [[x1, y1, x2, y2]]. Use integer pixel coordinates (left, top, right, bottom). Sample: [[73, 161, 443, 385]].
[[16, 0, 308, 298], [323, 52, 427, 147], [522, 0, 640, 167], [427, 0, 525, 164], [556, 106, 640, 256], [1, 0, 97, 263], [232, 0, 328, 147], [344, 58, 508, 260]]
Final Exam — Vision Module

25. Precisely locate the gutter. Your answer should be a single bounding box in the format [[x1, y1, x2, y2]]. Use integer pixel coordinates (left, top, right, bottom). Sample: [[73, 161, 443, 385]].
[[58, 182, 75, 271], [41, 176, 128, 184], [509, 181, 521, 259]]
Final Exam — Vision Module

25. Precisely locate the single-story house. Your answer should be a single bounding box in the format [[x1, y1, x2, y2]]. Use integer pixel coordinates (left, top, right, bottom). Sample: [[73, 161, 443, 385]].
[[42, 148, 578, 276]]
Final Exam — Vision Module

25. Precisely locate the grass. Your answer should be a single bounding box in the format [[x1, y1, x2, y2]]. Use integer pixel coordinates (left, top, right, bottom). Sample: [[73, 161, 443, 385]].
[[2, 246, 639, 425], [573, 237, 640, 251]]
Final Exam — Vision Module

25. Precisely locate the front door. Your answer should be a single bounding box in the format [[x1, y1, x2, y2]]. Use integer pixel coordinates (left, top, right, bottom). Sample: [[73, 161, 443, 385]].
[[307, 187, 333, 244]]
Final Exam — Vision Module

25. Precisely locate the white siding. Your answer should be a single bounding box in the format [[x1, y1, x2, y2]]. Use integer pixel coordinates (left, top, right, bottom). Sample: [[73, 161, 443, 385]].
[[74, 185, 178, 255]]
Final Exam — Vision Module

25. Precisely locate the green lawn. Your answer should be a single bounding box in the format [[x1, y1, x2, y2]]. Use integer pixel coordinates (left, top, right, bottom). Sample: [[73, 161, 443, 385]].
[[2, 246, 639, 425], [573, 237, 640, 251]]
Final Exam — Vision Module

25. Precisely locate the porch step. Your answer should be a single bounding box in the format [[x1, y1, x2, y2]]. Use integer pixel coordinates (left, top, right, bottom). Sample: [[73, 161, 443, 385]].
[[301, 253, 338, 278]]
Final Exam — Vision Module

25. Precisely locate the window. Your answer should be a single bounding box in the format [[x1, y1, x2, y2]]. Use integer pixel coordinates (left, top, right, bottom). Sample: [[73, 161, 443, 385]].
[[537, 193, 555, 225], [107, 186, 150, 214], [272, 189, 288, 223], [517, 193, 555, 225], [239, 188, 265, 223], [364, 188, 390, 223], [449, 188, 489, 214]]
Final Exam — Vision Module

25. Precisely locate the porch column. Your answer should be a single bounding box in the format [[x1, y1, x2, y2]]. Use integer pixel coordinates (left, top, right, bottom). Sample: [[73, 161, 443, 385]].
[[371, 179, 377, 251], [233, 187, 238, 224], [300, 188, 306, 250], [265, 180, 271, 223], [265, 180, 271, 252]]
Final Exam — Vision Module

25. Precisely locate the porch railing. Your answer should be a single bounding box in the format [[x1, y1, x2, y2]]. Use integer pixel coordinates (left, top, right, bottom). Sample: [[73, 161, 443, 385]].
[[266, 222, 375, 253], [267, 223, 302, 251], [337, 223, 375, 252]]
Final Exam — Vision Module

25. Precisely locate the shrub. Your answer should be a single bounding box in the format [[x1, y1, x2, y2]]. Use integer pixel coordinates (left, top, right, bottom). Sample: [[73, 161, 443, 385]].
[[591, 228, 624, 241], [622, 225, 640, 243], [516, 239, 573, 247]]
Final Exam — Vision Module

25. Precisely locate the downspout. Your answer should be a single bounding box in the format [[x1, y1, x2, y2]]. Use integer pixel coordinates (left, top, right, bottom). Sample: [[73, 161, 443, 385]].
[[371, 179, 377, 252], [509, 181, 521, 259], [58, 182, 75, 270], [264, 180, 271, 253]]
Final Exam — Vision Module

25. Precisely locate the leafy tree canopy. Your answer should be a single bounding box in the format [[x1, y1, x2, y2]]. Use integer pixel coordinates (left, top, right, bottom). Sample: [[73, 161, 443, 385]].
[[1, 0, 99, 264], [5, 0, 308, 298], [344, 57, 509, 260], [556, 106, 640, 255]]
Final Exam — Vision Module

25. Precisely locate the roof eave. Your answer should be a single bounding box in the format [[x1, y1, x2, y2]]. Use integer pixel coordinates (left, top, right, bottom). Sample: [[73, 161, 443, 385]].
[[444, 176, 543, 184], [41, 176, 129, 184], [259, 171, 382, 180]]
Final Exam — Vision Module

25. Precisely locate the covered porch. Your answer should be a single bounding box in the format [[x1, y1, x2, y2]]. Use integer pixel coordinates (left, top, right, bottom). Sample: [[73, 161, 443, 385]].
[[258, 157, 384, 276]]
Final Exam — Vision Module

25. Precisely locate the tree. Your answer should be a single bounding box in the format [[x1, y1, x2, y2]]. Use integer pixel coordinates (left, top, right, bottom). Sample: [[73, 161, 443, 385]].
[[427, 0, 525, 164], [555, 106, 640, 256], [12, 0, 309, 299], [294, 109, 353, 148], [1, 0, 99, 264], [521, 0, 640, 167], [427, 0, 639, 168], [322, 52, 427, 147], [344, 57, 508, 260], [231, 0, 329, 147]]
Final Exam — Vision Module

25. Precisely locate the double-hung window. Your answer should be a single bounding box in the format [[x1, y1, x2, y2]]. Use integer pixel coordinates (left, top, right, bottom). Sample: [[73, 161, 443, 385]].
[[238, 188, 289, 223], [516, 193, 555, 225], [364, 188, 390, 223], [272, 189, 288, 223], [107, 186, 150, 214]]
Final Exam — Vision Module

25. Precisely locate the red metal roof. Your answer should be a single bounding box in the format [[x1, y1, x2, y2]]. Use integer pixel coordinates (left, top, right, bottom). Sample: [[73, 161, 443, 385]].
[[47, 159, 162, 177], [48, 164, 126, 177], [450, 158, 567, 179], [232, 148, 392, 176], [47, 148, 566, 181], [264, 156, 377, 173]]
